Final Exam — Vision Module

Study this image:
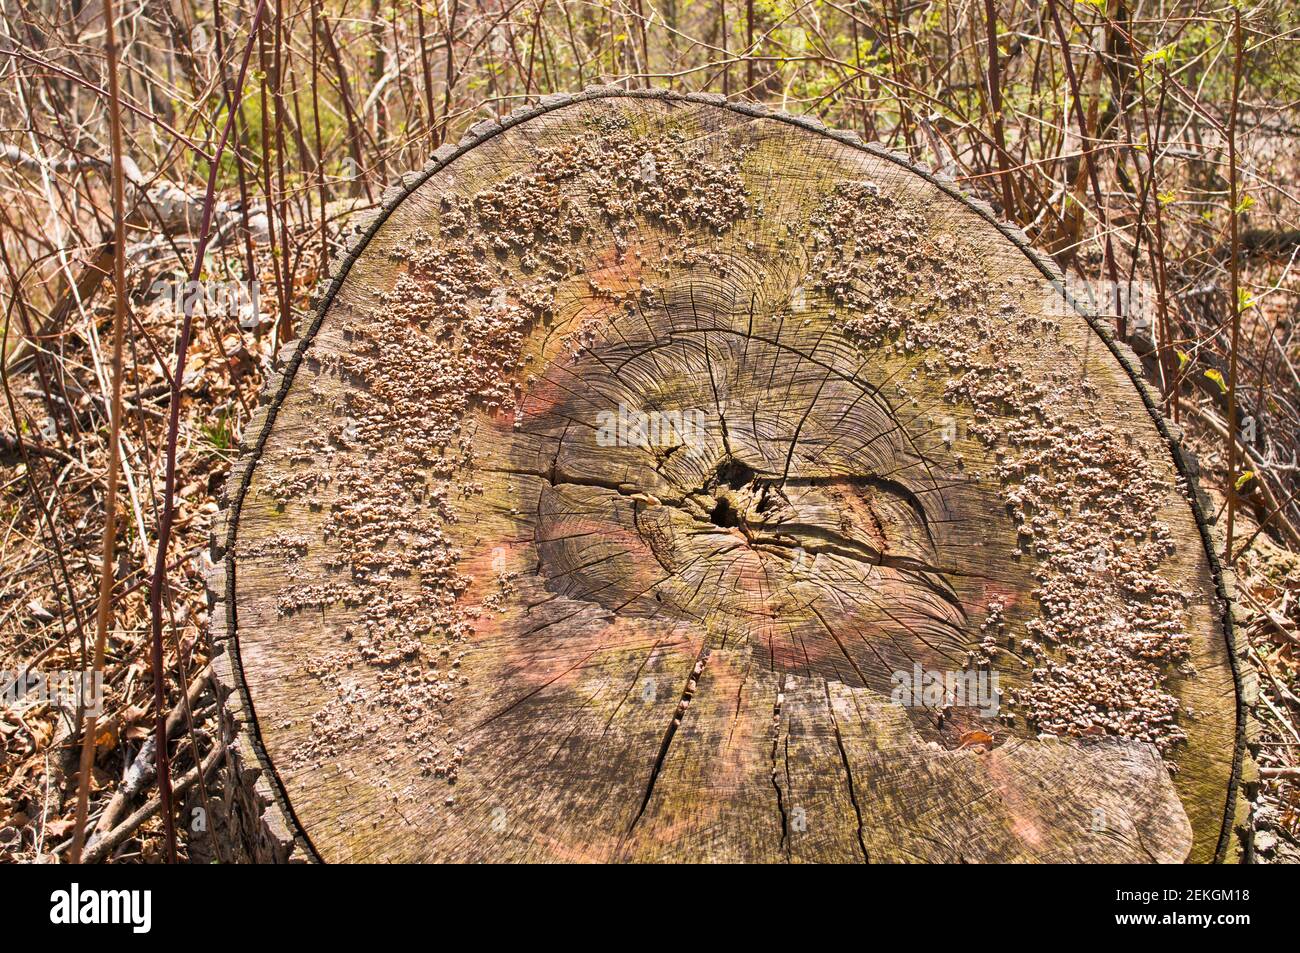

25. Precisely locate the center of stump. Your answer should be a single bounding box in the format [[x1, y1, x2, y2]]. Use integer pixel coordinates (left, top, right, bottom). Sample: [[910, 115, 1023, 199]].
[[509, 311, 977, 693]]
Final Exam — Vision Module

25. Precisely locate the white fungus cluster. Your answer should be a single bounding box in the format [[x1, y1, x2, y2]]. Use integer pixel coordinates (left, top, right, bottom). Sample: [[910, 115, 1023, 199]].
[[807, 181, 1192, 754]]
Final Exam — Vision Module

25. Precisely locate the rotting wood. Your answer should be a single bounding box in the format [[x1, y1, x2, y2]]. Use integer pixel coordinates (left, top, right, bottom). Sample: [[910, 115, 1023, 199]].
[[208, 89, 1246, 864]]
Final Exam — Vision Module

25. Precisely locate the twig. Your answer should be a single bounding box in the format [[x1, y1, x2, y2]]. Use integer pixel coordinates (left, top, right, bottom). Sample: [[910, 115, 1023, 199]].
[[70, 0, 133, 866], [86, 666, 212, 848], [143, 0, 270, 865], [75, 740, 225, 865], [1223, 7, 1245, 565]]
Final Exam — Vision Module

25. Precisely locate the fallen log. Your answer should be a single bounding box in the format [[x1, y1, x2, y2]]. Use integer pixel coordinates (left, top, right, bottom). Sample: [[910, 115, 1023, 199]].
[[207, 90, 1246, 863]]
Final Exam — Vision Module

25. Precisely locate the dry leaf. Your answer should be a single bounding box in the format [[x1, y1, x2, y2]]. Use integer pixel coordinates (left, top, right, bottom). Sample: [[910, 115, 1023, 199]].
[[43, 818, 74, 838]]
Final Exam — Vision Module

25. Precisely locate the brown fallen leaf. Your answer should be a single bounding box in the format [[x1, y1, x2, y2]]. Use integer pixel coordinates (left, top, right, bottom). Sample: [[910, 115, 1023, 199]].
[[28, 600, 55, 623], [43, 818, 74, 838], [95, 722, 120, 753]]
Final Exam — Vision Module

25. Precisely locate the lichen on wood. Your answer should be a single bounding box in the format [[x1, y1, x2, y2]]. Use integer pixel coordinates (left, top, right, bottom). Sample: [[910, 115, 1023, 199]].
[[805, 181, 1194, 753]]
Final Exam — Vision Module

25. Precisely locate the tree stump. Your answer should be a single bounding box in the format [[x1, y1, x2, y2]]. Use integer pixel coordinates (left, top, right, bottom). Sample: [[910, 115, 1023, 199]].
[[208, 90, 1245, 863]]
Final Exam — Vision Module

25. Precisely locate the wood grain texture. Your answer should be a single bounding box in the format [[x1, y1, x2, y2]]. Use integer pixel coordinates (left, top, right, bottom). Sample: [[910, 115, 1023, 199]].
[[208, 90, 1243, 864]]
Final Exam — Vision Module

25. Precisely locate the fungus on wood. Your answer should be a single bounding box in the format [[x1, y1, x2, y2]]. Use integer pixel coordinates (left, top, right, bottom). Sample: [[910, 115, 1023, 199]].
[[208, 90, 1245, 863]]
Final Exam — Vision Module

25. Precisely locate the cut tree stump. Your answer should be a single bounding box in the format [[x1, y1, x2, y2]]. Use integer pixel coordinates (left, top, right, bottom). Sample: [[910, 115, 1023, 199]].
[[207, 90, 1246, 863]]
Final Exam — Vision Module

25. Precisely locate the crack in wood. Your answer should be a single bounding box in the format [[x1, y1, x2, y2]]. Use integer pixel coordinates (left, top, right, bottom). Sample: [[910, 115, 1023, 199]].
[[626, 649, 711, 835]]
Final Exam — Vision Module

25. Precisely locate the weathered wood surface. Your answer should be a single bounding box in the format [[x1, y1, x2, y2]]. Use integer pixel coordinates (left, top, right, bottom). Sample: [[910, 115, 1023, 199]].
[[208, 90, 1244, 863]]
